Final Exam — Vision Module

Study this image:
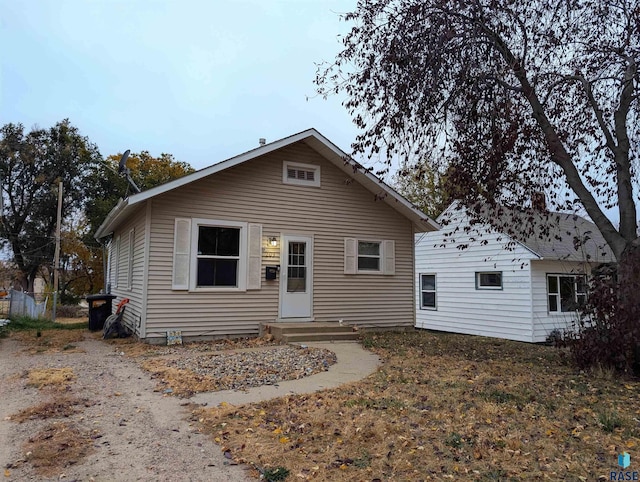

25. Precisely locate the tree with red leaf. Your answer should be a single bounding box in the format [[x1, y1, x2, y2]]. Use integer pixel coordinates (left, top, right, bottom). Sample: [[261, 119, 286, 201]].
[[316, 0, 640, 372]]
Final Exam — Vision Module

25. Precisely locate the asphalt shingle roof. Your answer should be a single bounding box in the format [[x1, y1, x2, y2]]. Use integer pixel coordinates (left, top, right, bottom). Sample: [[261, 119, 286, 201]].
[[461, 203, 617, 263]]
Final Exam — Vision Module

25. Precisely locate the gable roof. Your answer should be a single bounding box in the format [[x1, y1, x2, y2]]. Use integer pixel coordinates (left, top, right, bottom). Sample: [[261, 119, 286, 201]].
[[439, 202, 616, 263], [95, 128, 439, 239]]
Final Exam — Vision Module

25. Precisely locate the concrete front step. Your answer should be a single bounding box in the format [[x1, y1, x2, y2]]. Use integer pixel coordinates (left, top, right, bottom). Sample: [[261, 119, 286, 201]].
[[261, 322, 360, 343]]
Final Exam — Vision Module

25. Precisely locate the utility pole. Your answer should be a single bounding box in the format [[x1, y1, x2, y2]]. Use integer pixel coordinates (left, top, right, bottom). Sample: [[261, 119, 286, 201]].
[[52, 181, 63, 321]]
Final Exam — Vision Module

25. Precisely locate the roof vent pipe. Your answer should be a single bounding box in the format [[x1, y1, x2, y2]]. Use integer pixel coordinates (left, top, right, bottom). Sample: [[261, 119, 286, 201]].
[[259, 138, 266, 146]]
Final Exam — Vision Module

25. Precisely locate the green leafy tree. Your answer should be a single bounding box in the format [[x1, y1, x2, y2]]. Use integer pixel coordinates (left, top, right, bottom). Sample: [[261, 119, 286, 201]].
[[77, 151, 194, 295], [85, 151, 195, 237], [393, 161, 453, 219], [0, 120, 101, 293], [316, 1, 640, 372]]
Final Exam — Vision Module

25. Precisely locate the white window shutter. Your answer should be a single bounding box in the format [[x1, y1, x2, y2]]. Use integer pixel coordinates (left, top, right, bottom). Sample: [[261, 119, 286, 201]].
[[172, 218, 191, 290], [383, 240, 395, 275], [114, 236, 120, 288], [247, 223, 262, 290], [344, 238, 357, 274], [105, 240, 112, 289]]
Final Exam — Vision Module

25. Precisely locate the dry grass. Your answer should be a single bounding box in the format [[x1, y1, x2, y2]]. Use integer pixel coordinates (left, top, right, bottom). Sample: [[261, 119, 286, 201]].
[[142, 358, 221, 396], [26, 367, 76, 390], [194, 330, 640, 481], [14, 329, 86, 354], [22, 422, 97, 477], [10, 395, 94, 423], [109, 335, 281, 358], [55, 316, 86, 325]]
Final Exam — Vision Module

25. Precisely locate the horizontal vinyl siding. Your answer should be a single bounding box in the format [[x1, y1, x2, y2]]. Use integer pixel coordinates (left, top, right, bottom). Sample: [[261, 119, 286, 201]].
[[110, 206, 146, 336], [531, 259, 593, 343], [142, 141, 414, 341], [415, 211, 537, 343]]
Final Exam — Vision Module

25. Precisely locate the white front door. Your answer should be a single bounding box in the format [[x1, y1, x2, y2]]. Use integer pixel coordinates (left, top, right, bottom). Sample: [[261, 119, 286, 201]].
[[279, 235, 313, 319]]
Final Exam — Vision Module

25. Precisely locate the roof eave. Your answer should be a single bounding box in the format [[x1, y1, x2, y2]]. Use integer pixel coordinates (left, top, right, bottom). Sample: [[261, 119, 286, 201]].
[[94, 197, 130, 240], [94, 128, 440, 236]]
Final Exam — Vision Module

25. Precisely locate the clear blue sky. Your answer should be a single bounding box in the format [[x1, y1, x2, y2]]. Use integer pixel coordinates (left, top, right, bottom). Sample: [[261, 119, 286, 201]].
[[0, 0, 360, 171]]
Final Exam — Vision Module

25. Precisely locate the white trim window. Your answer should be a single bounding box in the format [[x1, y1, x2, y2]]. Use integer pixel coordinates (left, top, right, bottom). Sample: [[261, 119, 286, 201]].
[[283, 161, 321, 187], [476, 271, 503, 290], [420, 274, 437, 309], [344, 238, 395, 275], [192, 220, 247, 289], [172, 218, 262, 291], [547, 274, 587, 313], [357, 240, 381, 272]]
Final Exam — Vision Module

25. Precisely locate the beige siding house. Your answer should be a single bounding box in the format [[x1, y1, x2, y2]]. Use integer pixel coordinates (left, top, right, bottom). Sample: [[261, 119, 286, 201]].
[[96, 129, 438, 343]]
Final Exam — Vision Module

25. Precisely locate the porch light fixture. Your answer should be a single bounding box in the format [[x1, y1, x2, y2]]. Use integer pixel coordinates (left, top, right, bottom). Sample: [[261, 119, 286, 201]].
[[268, 237, 278, 247]]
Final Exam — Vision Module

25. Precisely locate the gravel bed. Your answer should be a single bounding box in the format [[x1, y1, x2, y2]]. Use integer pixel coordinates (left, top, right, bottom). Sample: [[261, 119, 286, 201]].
[[139, 338, 281, 357], [166, 345, 337, 391]]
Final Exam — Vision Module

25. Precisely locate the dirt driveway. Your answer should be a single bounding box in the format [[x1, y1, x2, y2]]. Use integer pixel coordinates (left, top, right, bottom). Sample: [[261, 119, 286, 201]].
[[0, 333, 252, 481]]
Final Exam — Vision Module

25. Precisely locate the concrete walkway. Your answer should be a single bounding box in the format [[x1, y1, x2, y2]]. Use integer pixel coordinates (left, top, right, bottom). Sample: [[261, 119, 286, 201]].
[[191, 341, 381, 407]]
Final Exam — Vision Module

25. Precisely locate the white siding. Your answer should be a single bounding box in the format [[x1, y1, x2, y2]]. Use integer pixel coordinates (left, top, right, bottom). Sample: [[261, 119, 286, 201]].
[[415, 209, 538, 342], [530, 259, 593, 343], [133, 141, 414, 342]]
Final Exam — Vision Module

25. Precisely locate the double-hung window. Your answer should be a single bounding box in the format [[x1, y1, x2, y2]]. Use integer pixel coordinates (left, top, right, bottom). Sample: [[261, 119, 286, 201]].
[[547, 274, 587, 313], [420, 274, 437, 309], [196, 225, 242, 287], [357, 241, 381, 272], [173, 218, 261, 291], [344, 238, 395, 275]]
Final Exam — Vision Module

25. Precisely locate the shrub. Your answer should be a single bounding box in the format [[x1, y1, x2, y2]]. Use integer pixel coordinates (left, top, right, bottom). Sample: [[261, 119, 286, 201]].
[[558, 261, 640, 376], [55, 305, 82, 318]]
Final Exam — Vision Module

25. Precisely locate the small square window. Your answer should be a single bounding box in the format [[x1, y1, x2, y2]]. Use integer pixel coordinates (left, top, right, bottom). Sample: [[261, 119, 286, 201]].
[[476, 272, 502, 290]]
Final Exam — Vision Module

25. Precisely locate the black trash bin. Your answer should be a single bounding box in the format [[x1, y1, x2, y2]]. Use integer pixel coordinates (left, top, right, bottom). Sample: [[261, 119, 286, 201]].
[[86, 294, 117, 331]]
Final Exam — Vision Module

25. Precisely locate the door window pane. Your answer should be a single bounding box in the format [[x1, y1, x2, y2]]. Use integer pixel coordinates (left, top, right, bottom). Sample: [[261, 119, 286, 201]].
[[287, 242, 306, 292]]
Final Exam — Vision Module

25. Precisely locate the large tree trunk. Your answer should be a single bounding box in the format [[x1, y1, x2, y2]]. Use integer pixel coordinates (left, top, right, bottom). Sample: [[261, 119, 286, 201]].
[[617, 239, 640, 374]]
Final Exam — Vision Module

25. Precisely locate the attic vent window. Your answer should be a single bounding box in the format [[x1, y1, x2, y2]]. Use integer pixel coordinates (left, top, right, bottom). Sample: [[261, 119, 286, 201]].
[[283, 161, 320, 187]]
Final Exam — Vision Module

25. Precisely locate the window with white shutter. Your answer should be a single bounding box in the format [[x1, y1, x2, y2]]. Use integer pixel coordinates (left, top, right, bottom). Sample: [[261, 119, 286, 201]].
[[173, 218, 260, 291], [344, 238, 396, 275]]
